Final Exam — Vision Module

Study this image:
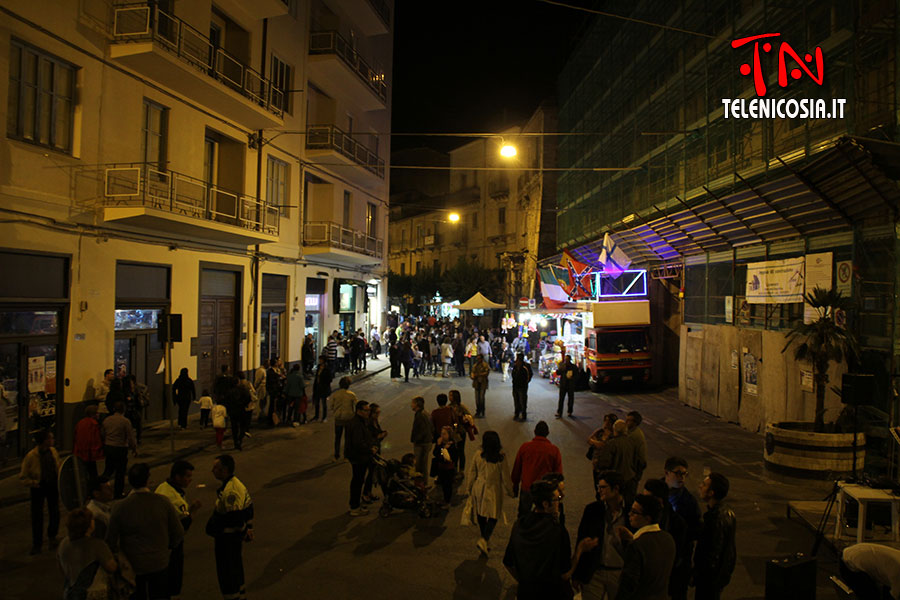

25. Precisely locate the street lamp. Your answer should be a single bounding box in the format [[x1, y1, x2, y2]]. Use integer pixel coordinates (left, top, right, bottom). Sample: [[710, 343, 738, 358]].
[[500, 144, 517, 158], [448, 212, 460, 223]]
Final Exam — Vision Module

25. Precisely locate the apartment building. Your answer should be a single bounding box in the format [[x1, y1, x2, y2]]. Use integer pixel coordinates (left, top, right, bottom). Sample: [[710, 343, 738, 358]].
[[0, 0, 392, 453], [389, 103, 557, 307], [555, 0, 899, 439]]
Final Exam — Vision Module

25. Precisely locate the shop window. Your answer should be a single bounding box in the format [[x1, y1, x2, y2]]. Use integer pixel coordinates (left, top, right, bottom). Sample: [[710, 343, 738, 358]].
[[0, 311, 59, 336], [114, 309, 161, 331]]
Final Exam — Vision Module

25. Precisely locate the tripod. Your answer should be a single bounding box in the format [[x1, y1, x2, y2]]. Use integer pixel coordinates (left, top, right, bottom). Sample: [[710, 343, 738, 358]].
[[812, 480, 840, 556]]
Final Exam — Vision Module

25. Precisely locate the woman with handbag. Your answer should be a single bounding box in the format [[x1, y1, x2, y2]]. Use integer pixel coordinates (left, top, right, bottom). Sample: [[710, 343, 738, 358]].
[[464, 430, 514, 556]]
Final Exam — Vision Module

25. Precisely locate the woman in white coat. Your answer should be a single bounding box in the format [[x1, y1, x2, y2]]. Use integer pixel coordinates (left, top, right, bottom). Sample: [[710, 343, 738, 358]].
[[465, 430, 514, 555]]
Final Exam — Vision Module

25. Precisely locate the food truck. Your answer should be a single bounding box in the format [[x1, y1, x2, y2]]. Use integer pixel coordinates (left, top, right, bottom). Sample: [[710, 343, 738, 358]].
[[584, 299, 652, 390]]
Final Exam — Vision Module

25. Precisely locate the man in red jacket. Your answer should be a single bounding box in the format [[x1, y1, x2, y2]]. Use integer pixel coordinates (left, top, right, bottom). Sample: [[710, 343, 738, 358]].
[[511, 420, 563, 518], [73, 404, 103, 480]]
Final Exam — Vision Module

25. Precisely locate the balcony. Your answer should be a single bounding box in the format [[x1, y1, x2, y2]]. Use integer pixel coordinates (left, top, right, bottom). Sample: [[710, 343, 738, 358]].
[[110, 4, 284, 129], [308, 31, 387, 111], [303, 221, 384, 266], [101, 163, 279, 245], [306, 124, 385, 187], [351, 0, 391, 35]]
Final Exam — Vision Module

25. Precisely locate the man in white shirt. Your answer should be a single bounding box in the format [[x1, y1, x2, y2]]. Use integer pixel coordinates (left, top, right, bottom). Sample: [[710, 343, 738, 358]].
[[841, 543, 900, 599]]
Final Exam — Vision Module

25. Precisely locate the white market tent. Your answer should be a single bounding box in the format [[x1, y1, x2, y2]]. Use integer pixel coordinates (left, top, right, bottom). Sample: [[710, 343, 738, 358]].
[[457, 292, 506, 310]]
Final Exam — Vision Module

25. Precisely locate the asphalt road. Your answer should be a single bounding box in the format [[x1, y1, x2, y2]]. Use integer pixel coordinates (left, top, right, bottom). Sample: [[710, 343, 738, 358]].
[[0, 368, 838, 599]]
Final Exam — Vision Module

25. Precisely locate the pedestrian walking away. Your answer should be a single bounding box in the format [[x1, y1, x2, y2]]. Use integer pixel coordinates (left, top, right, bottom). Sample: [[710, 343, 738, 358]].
[[73, 404, 103, 481], [510, 353, 533, 421], [197, 390, 214, 429], [330, 376, 357, 460], [410, 396, 434, 477], [555, 354, 578, 418], [510, 421, 562, 518], [101, 401, 137, 498], [311, 355, 333, 422], [20, 429, 60, 555], [464, 430, 514, 556], [108, 463, 184, 600], [208, 455, 254, 600], [172, 368, 196, 430]]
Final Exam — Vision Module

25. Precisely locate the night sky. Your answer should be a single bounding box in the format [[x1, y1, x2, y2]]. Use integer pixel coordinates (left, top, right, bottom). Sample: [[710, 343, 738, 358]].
[[390, 1, 592, 153]]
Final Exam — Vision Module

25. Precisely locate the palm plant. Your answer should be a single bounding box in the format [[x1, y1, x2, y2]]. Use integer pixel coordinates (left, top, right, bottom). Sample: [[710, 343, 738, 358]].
[[783, 287, 859, 432]]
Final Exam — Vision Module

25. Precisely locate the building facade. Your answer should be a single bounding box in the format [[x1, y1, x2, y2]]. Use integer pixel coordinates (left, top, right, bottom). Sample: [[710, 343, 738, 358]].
[[0, 0, 392, 454], [556, 0, 899, 450], [388, 103, 557, 308]]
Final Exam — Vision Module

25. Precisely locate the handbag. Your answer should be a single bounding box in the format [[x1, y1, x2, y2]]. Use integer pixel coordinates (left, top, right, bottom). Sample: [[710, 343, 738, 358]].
[[586, 445, 595, 461]]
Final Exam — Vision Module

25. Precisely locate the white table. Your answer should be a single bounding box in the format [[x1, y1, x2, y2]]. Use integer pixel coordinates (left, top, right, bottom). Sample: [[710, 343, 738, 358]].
[[833, 481, 900, 544]]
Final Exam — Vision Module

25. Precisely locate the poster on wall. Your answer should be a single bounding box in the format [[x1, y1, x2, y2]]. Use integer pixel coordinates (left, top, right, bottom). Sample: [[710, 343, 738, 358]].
[[742, 352, 758, 395], [803, 252, 833, 323], [724, 296, 733, 324], [800, 369, 814, 391], [745, 257, 804, 304], [27, 356, 45, 393]]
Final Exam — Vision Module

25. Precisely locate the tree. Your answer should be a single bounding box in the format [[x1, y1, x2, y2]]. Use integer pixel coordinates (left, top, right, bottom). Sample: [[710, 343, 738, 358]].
[[782, 287, 859, 432], [441, 257, 506, 303]]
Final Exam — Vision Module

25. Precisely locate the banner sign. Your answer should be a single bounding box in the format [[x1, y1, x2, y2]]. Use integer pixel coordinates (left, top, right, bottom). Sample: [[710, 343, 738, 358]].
[[745, 257, 804, 304]]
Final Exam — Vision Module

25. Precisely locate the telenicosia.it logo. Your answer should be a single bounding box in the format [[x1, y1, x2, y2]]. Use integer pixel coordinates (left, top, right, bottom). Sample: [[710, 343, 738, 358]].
[[722, 33, 847, 120]]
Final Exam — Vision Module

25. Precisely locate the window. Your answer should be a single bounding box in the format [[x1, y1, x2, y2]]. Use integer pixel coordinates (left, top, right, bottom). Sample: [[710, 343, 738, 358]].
[[266, 156, 289, 216], [498, 207, 506, 225], [433, 259, 440, 274], [416, 225, 424, 246], [472, 213, 478, 230], [270, 55, 293, 114], [416, 261, 421, 274], [400, 263, 406, 275], [366, 203, 377, 237], [7, 40, 76, 152], [141, 99, 168, 170], [343, 191, 351, 227]]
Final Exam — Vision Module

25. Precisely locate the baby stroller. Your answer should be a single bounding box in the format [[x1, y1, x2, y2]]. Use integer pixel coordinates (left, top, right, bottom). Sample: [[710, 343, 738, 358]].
[[372, 455, 433, 518]]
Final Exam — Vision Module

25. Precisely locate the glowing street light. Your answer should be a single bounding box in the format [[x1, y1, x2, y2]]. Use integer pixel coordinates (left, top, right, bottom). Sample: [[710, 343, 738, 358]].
[[500, 144, 517, 158], [448, 212, 460, 223]]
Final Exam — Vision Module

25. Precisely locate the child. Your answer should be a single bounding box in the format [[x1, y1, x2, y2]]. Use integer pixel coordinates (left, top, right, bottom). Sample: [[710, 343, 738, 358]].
[[196, 389, 213, 428], [212, 400, 227, 450], [431, 425, 458, 508]]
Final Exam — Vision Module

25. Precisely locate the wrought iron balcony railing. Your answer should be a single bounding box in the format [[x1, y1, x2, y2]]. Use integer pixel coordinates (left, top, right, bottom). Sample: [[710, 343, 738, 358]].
[[304, 221, 384, 258], [103, 163, 279, 236], [308, 30, 387, 102], [112, 4, 284, 117], [306, 124, 385, 178]]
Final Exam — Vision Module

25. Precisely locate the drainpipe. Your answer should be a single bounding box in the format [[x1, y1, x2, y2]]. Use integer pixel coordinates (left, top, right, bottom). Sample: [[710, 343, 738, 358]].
[[251, 18, 269, 372]]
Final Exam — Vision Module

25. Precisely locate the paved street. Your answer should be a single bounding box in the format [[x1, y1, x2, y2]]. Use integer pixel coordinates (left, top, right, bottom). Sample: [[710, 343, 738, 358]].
[[0, 369, 839, 599]]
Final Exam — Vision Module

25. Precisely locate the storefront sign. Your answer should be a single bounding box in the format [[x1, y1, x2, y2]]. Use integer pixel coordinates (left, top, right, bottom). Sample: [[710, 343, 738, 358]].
[[305, 295, 319, 308], [745, 257, 804, 304], [803, 252, 833, 323]]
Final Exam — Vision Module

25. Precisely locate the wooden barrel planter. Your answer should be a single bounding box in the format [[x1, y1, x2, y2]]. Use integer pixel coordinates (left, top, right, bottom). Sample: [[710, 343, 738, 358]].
[[764, 422, 865, 479]]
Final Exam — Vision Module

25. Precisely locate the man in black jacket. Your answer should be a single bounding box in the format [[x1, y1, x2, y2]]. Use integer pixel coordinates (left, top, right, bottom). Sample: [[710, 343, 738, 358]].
[[511, 353, 533, 421], [616, 494, 677, 600], [555, 355, 578, 418], [346, 401, 375, 516], [693, 472, 736, 600], [643, 479, 689, 600], [503, 480, 573, 600], [574, 470, 628, 600], [662, 456, 702, 600]]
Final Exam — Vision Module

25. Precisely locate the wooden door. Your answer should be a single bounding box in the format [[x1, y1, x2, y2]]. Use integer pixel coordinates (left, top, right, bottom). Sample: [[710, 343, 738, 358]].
[[197, 300, 217, 395], [196, 298, 236, 396]]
